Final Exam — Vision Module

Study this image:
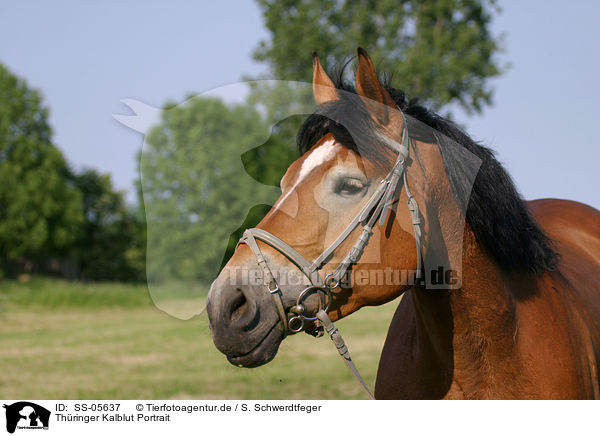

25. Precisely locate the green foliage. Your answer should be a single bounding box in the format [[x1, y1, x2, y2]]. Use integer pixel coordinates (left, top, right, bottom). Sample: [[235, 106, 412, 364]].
[[253, 0, 505, 113], [0, 63, 145, 281], [71, 169, 145, 282], [0, 63, 83, 271], [141, 97, 282, 282], [242, 81, 311, 187]]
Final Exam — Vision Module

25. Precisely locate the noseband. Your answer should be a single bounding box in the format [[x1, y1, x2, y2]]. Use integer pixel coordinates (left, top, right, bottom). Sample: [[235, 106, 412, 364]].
[[238, 119, 422, 399]]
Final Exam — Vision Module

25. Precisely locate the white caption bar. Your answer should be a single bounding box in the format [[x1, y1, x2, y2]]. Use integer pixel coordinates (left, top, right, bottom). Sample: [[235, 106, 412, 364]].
[[0, 400, 596, 436]]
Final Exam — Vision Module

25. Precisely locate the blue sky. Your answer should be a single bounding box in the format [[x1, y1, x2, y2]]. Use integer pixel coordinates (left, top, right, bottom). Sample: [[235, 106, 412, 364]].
[[1, 1, 598, 207]]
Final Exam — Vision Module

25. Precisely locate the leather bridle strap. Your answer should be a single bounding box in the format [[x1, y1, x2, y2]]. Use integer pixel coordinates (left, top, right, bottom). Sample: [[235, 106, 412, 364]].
[[316, 309, 376, 400], [239, 230, 290, 336], [240, 228, 322, 286], [405, 170, 423, 279]]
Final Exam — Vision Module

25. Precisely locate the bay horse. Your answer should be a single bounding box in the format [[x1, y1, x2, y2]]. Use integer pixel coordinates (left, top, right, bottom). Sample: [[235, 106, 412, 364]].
[[207, 48, 600, 399]]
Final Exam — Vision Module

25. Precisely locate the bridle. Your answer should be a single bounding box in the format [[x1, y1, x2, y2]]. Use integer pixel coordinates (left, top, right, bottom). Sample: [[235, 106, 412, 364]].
[[238, 116, 422, 399]]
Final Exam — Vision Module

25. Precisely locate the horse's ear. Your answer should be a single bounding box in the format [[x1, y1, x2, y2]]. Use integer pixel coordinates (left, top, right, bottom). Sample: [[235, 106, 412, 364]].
[[356, 47, 398, 126], [312, 51, 339, 105]]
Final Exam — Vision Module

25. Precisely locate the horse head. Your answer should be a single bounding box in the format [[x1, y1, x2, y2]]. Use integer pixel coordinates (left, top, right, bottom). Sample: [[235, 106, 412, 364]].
[[206, 49, 471, 369]]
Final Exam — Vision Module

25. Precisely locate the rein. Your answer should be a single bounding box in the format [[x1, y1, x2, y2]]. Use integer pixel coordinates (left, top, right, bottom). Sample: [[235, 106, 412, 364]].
[[238, 119, 422, 400]]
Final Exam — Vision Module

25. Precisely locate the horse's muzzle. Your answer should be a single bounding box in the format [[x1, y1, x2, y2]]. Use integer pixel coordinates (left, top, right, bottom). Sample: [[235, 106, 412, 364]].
[[206, 267, 285, 368]]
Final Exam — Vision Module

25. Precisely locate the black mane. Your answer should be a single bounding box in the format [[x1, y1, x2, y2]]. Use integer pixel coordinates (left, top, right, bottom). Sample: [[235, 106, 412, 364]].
[[296, 74, 558, 275]]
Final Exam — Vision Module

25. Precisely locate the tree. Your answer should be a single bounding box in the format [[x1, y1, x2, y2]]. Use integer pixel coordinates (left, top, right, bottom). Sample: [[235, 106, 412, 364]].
[[71, 169, 145, 282], [0, 63, 83, 275], [140, 96, 280, 283], [253, 0, 505, 114]]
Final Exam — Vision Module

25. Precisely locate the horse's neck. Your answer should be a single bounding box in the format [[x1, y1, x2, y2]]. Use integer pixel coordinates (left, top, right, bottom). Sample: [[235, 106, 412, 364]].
[[410, 228, 522, 398], [386, 139, 528, 397]]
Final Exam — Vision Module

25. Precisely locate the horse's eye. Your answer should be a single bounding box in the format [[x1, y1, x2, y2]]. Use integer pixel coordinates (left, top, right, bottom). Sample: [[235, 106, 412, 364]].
[[335, 179, 367, 196]]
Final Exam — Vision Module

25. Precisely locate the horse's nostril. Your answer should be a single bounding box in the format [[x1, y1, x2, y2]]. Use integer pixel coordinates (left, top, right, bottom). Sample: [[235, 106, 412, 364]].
[[208, 276, 263, 335], [230, 288, 249, 323]]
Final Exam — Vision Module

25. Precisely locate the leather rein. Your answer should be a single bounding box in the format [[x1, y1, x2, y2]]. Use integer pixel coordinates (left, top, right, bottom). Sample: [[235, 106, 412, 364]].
[[238, 118, 422, 400]]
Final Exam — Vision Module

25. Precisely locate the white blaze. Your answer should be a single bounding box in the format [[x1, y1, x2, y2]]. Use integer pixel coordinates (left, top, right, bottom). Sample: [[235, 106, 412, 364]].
[[297, 139, 338, 182], [274, 139, 339, 217]]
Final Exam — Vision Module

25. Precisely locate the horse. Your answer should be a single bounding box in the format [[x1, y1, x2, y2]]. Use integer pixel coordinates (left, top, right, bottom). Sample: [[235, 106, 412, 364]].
[[206, 48, 600, 399]]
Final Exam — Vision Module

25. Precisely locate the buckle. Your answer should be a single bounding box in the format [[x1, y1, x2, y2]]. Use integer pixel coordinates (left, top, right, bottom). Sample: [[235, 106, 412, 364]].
[[268, 281, 280, 294]]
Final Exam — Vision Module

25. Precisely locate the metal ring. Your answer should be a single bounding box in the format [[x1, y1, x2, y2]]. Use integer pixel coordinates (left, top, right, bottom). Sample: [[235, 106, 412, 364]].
[[324, 273, 340, 289], [288, 316, 304, 333], [294, 286, 331, 321]]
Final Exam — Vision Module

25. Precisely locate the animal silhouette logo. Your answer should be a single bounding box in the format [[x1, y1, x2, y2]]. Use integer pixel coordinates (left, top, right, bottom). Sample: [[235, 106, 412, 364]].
[[3, 402, 50, 434]]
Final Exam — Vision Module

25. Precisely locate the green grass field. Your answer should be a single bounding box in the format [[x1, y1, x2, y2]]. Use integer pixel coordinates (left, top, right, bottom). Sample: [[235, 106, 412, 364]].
[[0, 278, 399, 399]]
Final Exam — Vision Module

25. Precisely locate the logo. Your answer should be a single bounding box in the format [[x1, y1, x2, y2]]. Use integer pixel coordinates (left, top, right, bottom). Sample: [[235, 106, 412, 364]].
[[3, 402, 50, 434]]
